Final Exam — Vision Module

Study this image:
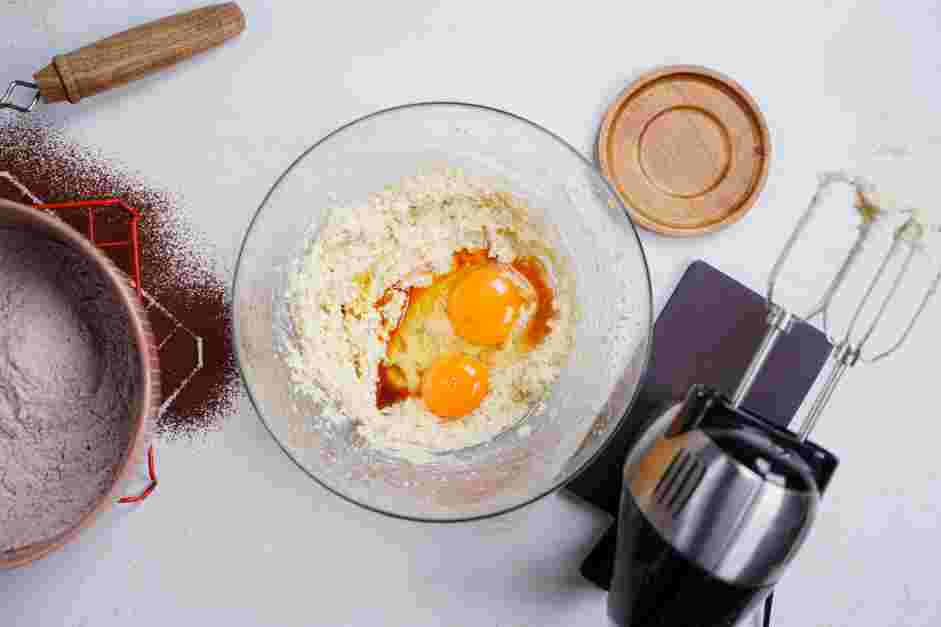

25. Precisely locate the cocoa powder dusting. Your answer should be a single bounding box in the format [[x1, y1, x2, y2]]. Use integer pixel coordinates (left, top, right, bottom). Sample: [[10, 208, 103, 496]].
[[0, 115, 240, 438]]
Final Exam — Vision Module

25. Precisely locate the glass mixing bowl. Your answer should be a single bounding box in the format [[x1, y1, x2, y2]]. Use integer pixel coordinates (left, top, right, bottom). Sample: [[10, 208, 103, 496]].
[[234, 103, 652, 521]]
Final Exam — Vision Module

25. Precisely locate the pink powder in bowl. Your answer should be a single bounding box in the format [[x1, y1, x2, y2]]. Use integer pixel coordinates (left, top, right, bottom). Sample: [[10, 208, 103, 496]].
[[0, 225, 145, 553]]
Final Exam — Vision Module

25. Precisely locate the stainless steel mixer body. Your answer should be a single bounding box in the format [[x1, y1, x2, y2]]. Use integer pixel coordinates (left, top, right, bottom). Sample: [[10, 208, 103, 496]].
[[627, 406, 818, 588], [608, 386, 836, 627], [608, 171, 937, 626]]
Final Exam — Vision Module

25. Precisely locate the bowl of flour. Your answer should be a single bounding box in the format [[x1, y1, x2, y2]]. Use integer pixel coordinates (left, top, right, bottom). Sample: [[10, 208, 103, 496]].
[[234, 103, 653, 521], [0, 199, 157, 569]]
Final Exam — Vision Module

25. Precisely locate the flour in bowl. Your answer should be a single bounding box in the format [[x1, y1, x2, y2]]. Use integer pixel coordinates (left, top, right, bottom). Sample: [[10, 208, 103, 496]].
[[283, 170, 575, 461], [0, 228, 140, 551]]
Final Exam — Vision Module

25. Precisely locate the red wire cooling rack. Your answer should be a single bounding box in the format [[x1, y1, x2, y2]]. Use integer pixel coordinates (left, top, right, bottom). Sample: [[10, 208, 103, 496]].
[[35, 199, 144, 296], [35, 198, 157, 504]]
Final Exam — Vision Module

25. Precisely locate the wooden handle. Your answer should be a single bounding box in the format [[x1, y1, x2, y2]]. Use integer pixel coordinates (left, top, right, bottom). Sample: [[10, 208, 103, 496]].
[[33, 3, 245, 104]]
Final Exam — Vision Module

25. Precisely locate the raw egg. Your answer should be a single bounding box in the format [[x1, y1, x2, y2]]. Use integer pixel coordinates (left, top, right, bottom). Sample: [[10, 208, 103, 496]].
[[447, 264, 525, 346], [420, 353, 489, 419], [373, 248, 557, 421]]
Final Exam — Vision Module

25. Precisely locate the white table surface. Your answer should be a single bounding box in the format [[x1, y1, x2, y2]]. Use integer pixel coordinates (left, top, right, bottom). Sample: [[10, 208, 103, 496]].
[[3, 1, 940, 625]]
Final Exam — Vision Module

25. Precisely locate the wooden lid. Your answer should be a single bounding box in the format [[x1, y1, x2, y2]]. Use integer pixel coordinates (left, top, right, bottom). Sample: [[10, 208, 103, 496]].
[[598, 65, 770, 236]]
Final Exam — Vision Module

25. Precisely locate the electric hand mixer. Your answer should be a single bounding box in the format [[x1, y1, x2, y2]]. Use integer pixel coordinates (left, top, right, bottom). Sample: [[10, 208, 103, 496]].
[[607, 173, 940, 627]]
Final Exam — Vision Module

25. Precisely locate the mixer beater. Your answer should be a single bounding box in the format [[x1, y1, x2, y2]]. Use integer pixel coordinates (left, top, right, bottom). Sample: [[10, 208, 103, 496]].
[[733, 171, 940, 439], [608, 172, 939, 627]]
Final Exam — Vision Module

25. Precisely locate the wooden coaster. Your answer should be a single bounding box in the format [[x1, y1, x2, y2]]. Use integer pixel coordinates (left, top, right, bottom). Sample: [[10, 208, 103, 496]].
[[598, 65, 770, 236]]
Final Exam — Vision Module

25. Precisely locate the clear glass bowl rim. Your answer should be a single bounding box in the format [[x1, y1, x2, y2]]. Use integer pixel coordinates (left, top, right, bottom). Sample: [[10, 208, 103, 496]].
[[232, 101, 654, 523]]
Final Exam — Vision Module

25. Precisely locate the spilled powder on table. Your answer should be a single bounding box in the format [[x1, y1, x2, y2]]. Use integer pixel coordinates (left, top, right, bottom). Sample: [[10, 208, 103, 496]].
[[0, 114, 240, 438]]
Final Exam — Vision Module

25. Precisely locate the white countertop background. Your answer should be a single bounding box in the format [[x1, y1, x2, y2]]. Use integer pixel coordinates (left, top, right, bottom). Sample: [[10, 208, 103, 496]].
[[3, 1, 940, 625]]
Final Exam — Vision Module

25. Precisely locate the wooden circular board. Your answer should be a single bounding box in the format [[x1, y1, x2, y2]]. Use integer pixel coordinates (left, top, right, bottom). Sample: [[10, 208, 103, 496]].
[[598, 65, 771, 236]]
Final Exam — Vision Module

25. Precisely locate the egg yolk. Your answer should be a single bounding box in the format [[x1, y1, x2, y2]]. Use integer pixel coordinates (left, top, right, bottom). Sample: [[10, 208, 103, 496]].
[[447, 265, 525, 346], [421, 353, 489, 420]]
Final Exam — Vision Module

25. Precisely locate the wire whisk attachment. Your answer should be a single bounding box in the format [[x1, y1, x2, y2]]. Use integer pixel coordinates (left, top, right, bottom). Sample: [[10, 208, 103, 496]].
[[732, 171, 939, 440]]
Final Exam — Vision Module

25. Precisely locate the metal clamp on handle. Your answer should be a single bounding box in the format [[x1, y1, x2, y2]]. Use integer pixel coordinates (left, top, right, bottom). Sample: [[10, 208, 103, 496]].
[[0, 81, 41, 113]]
